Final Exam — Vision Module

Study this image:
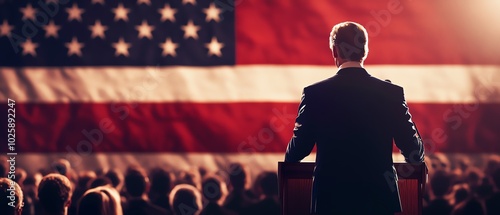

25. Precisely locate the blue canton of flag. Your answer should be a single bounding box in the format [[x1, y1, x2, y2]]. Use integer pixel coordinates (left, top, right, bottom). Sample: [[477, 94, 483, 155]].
[[0, 0, 235, 66]]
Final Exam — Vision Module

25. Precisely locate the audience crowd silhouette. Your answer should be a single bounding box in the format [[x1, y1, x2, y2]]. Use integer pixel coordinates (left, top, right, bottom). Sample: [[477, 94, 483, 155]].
[[0, 158, 279, 215], [423, 154, 500, 215], [1, 154, 500, 215]]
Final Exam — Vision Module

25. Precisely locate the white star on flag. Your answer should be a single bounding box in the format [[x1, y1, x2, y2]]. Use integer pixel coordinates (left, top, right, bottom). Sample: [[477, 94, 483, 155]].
[[159, 38, 179, 57], [65, 37, 85, 57], [203, 3, 222, 22], [0, 20, 14, 37], [112, 37, 131, 57], [137, 0, 151, 5], [20, 4, 37, 20], [136, 20, 155, 39], [205, 37, 224, 57], [21, 38, 38, 56], [182, 0, 196, 5], [66, 3, 85, 22], [89, 20, 108, 39], [43, 20, 60, 38], [181, 20, 200, 39], [112, 3, 130, 22], [158, 4, 177, 22]]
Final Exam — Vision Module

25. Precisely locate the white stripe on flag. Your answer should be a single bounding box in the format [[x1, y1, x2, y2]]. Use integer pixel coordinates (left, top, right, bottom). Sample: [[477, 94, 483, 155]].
[[1, 65, 499, 103]]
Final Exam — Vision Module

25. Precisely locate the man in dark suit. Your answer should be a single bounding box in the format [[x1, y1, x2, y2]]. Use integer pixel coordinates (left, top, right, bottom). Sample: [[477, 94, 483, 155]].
[[284, 21, 425, 215]]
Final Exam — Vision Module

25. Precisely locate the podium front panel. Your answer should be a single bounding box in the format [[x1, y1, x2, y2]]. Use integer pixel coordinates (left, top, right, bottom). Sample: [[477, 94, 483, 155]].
[[278, 162, 427, 215], [396, 179, 419, 215], [285, 179, 313, 215]]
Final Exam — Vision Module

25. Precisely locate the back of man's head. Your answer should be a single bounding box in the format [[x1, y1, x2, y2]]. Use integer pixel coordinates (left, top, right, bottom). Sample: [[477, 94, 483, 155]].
[[88, 176, 112, 189], [228, 163, 248, 190], [77, 186, 122, 215], [0, 156, 8, 177], [329, 21, 369, 62], [38, 173, 72, 215], [77, 171, 96, 190], [52, 159, 71, 176], [104, 168, 123, 189], [431, 170, 451, 197], [258, 172, 279, 197], [0, 178, 23, 215], [452, 198, 485, 215], [202, 175, 227, 203], [169, 184, 202, 215], [124, 166, 149, 197], [491, 167, 500, 190], [149, 167, 173, 195]]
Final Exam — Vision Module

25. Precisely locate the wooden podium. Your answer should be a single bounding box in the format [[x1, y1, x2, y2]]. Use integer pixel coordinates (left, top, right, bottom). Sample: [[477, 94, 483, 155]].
[[278, 162, 427, 215]]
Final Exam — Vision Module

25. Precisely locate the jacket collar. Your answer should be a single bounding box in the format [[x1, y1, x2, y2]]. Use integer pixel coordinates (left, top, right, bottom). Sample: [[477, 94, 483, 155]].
[[336, 61, 370, 77], [336, 67, 370, 77], [338, 61, 363, 70]]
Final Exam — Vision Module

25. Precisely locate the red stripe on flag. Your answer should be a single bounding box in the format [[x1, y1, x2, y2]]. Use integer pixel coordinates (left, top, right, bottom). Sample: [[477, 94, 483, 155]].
[[409, 103, 500, 154], [236, 0, 500, 65], [2, 102, 499, 153]]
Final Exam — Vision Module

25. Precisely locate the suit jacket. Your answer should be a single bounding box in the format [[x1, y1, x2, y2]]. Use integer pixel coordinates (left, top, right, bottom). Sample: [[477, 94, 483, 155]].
[[284, 67, 425, 214]]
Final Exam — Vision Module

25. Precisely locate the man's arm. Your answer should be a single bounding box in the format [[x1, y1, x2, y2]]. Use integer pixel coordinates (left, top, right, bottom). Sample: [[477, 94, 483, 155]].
[[393, 88, 425, 164], [284, 89, 315, 162]]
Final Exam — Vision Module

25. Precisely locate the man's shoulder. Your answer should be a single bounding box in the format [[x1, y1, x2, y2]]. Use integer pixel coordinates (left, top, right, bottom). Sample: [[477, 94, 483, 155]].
[[304, 73, 404, 93], [367, 75, 404, 92], [304, 77, 332, 92]]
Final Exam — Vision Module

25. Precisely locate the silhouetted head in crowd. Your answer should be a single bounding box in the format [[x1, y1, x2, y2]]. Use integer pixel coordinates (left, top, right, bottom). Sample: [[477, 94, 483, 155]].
[[77, 171, 97, 190], [0, 178, 23, 215], [456, 156, 471, 173], [29, 172, 44, 186], [452, 184, 470, 205], [451, 198, 485, 215], [38, 173, 73, 215], [485, 155, 500, 177], [0, 155, 8, 177], [95, 167, 109, 176], [88, 176, 112, 189], [77, 186, 122, 215], [198, 166, 208, 178], [257, 171, 278, 197], [52, 159, 71, 177], [149, 167, 174, 197], [104, 168, 123, 190], [228, 163, 249, 191], [429, 153, 450, 172], [202, 175, 228, 204], [14, 168, 27, 185], [124, 166, 149, 198], [22, 173, 42, 199], [431, 170, 451, 198], [465, 167, 483, 189], [39, 168, 53, 177], [177, 168, 202, 190], [491, 167, 500, 190], [169, 184, 203, 215], [476, 177, 494, 198]]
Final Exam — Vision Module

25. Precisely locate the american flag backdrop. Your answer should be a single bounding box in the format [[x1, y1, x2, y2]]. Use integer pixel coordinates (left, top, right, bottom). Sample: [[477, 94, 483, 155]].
[[0, 0, 500, 173]]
